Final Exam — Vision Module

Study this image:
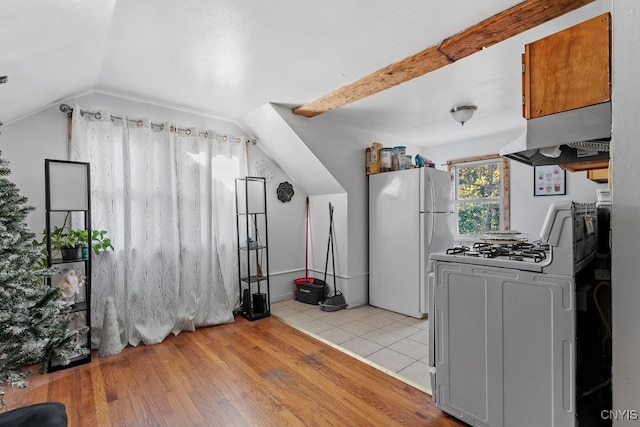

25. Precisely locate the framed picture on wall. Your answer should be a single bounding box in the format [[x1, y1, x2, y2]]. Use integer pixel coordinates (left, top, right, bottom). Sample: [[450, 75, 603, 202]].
[[534, 165, 566, 196]]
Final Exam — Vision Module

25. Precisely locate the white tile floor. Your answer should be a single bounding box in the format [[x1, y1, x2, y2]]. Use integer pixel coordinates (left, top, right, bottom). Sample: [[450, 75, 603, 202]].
[[271, 299, 432, 393]]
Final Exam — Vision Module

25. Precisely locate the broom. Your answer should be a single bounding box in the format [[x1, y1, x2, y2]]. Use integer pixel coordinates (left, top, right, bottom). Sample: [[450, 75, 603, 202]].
[[320, 202, 347, 311], [294, 197, 316, 285]]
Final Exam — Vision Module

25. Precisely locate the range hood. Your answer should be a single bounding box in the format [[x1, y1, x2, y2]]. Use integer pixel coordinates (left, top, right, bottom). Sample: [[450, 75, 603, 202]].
[[500, 101, 611, 166]]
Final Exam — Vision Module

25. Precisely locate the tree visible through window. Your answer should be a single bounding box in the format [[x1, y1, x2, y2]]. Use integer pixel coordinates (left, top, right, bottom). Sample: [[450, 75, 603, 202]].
[[450, 157, 509, 236]]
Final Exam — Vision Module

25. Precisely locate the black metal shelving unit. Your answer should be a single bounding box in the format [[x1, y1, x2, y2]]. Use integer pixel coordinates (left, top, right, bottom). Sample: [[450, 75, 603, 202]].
[[235, 176, 270, 320], [44, 159, 92, 371]]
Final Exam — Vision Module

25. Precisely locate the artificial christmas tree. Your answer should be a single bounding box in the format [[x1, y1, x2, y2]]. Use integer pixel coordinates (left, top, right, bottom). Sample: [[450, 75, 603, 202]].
[[0, 151, 88, 400]]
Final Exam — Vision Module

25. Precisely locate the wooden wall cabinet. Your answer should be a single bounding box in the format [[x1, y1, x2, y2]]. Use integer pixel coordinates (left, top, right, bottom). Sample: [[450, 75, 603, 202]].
[[560, 159, 610, 183], [587, 168, 609, 183], [522, 13, 610, 119]]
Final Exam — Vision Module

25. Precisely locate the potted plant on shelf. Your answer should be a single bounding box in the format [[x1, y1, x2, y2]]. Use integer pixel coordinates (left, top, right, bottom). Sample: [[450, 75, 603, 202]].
[[77, 229, 114, 258], [35, 227, 114, 261], [50, 226, 84, 261]]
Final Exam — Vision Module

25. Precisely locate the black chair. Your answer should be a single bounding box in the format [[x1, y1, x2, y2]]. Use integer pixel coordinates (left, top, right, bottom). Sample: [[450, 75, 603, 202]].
[[0, 402, 67, 427]]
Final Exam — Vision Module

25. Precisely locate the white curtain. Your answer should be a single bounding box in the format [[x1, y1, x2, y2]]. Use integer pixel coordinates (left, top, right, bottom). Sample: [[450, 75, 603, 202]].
[[70, 108, 244, 347]]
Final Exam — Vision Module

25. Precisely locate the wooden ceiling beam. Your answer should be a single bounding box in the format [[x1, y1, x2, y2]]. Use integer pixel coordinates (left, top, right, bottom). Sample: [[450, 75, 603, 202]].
[[292, 0, 594, 118]]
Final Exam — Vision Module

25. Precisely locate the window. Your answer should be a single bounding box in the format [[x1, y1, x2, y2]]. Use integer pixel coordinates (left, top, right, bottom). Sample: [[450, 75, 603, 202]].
[[448, 156, 510, 237]]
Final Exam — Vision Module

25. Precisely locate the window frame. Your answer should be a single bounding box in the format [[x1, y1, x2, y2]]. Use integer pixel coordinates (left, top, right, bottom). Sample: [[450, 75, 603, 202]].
[[447, 154, 510, 238]]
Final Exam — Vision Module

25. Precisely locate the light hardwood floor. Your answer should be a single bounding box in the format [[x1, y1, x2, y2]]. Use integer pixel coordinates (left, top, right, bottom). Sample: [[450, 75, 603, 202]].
[[3, 315, 464, 426]]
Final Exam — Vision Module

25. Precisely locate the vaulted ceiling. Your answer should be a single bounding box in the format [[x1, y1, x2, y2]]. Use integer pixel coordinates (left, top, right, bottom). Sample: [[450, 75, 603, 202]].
[[0, 0, 609, 148]]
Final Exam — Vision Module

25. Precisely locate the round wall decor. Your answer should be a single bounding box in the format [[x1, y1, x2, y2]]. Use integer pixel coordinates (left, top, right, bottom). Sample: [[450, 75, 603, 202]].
[[253, 158, 274, 181], [276, 181, 294, 203]]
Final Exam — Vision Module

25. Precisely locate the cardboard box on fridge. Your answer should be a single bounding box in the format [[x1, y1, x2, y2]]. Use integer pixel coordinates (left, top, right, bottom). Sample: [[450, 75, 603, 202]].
[[369, 142, 383, 174]]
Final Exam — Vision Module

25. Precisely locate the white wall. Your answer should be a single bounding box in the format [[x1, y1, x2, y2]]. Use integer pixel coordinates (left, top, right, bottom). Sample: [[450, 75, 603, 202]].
[[425, 133, 608, 238], [246, 147, 309, 303], [0, 106, 68, 233], [509, 160, 605, 237], [272, 105, 374, 307], [307, 193, 348, 297], [252, 103, 607, 311], [241, 103, 344, 196], [611, 1, 640, 422], [0, 92, 303, 306]]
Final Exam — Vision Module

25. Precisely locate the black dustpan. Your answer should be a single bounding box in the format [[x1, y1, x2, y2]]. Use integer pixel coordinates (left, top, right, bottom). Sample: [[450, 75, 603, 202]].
[[319, 202, 347, 311]]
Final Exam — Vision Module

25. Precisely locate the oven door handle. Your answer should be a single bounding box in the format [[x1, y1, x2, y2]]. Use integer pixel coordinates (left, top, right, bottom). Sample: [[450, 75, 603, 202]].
[[427, 271, 436, 368]]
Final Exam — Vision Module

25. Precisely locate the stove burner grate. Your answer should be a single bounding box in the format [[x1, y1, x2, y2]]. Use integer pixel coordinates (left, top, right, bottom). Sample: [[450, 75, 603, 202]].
[[445, 241, 549, 263], [446, 246, 469, 255], [472, 242, 511, 258], [509, 249, 547, 263]]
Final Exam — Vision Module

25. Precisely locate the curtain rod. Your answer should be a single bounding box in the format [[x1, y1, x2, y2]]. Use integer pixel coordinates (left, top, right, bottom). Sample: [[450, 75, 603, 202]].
[[59, 104, 257, 145]]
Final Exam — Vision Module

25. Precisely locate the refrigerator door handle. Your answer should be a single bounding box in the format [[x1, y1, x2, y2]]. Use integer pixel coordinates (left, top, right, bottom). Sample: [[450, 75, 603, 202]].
[[425, 172, 436, 213], [421, 211, 435, 255], [429, 210, 435, 248], [429, 173, 436, 213], [423, 173, 436, 249]]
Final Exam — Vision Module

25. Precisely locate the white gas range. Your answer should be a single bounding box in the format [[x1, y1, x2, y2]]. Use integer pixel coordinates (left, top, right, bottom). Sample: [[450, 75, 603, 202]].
[[427, 201, 598, 427], [431, 240, 551, 272], [429, 200, 597, 275]]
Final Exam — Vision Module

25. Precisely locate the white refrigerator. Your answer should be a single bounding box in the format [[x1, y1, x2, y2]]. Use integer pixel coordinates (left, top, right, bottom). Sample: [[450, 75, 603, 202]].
[[369, 167, 454, 318]]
